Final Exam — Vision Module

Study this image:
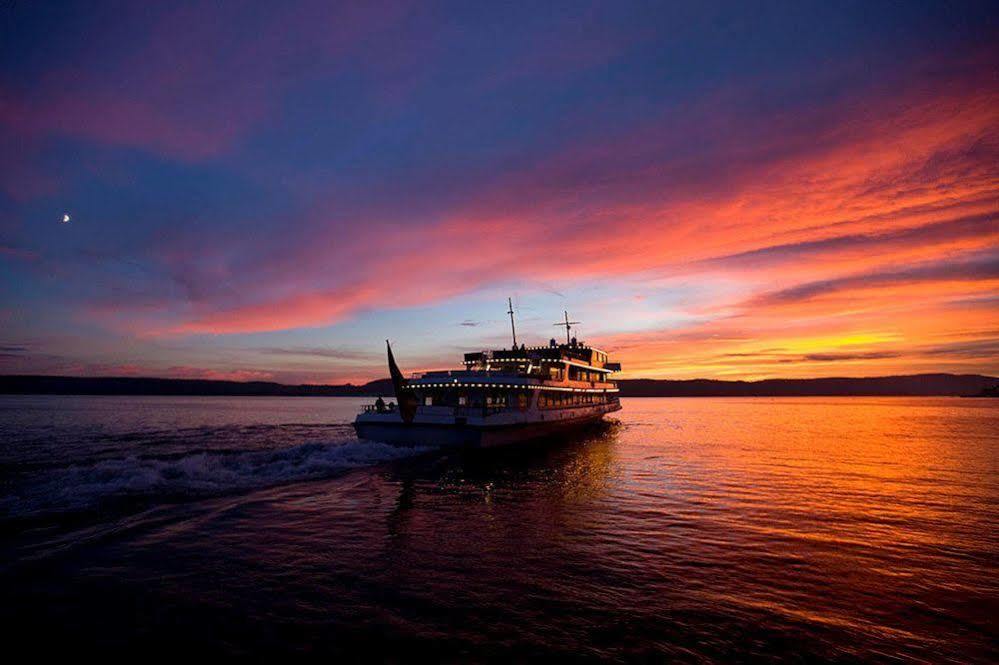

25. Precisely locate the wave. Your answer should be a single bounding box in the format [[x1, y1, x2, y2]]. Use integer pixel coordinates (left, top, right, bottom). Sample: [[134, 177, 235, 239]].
[[1, 439, 426, 520]]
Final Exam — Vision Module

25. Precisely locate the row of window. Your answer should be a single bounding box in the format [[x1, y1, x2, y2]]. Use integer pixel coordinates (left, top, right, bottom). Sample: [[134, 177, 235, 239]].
[[537, 392, 614, 409], [421, 390, 615, 410], [424, 392, 529, 410], [567, 366, 604, 382]]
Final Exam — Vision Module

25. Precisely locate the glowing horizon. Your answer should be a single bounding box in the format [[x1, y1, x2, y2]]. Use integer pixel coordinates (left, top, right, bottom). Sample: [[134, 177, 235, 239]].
[[1, 2, 996, 384]]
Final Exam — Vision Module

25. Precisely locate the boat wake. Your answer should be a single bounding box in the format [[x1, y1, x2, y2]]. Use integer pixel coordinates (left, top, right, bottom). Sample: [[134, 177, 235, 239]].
[[1, 438, 426, 522]]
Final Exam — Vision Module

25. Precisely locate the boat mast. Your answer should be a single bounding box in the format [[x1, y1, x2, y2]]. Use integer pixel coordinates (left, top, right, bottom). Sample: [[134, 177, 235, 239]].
[[554, 310, 580, 344], [507, 297, 518, 348]]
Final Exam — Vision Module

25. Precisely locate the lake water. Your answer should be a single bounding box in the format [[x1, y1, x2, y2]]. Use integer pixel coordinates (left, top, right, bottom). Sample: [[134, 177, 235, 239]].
[[1, 395, 996, 662]]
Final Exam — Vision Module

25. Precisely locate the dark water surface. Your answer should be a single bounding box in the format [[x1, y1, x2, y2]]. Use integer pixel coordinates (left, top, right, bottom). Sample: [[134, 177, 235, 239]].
[[1, 395, 996, 662]]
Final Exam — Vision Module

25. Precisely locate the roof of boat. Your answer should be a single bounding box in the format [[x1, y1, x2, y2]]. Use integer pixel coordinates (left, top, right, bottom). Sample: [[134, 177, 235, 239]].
[[406, 371, 620, 392], [464, 342, 611, 364]]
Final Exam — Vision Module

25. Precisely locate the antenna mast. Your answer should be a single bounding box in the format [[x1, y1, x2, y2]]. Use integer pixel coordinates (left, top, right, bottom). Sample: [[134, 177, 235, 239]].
[[553, 310, 580, 344], [507, 297, 518, 348]]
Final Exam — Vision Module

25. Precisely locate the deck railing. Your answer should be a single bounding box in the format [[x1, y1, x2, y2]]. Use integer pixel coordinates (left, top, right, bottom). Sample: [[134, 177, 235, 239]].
[[410, 404, 512, 417], [361, 404, 397, 414]]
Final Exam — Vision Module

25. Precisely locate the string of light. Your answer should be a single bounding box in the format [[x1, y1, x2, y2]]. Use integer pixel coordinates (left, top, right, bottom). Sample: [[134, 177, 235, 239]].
[[407, 381, 619, 393]]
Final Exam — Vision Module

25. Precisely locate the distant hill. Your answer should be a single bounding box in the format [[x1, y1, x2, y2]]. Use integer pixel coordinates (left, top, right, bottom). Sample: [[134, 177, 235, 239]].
[[0, 375, 394, 397], [616, 374, 998, 397], [968, 384, 999, 398], [0, 373, 995, 397]]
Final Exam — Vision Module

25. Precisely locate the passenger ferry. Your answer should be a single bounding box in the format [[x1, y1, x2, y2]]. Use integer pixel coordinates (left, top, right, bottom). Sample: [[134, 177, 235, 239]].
[[354, 304, 622, 447]]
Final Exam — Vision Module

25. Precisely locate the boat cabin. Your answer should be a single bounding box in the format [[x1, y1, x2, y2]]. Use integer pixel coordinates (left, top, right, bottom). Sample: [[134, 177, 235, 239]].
[[461, 339, 621, 383]]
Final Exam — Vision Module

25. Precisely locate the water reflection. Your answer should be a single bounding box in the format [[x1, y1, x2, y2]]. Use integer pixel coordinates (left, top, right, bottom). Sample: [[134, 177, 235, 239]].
[[381, 422, 620, 567], [0, 396, 995, 661]]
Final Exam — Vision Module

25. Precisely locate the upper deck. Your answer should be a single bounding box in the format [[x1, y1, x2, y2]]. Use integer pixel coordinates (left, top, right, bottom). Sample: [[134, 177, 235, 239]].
[[409, 339, 621, 393], [463, 339, 620, 372], [359, 315, 622, 423]]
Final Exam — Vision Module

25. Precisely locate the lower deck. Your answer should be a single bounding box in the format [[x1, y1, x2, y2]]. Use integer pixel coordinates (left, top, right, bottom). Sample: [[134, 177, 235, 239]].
[[354, 401, 621, 448]]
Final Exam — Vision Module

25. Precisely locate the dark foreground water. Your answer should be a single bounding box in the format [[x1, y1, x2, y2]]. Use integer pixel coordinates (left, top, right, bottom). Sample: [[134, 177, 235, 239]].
[[1, 396, 996, 662]]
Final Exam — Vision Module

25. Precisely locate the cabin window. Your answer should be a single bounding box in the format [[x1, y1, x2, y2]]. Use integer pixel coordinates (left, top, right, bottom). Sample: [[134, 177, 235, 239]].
[[458, 395, 467, 406], [424, 396, 433, 406]]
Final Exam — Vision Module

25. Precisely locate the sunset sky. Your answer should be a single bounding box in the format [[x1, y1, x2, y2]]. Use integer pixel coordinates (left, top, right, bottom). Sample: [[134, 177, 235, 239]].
[[1, 1, 996, 383]]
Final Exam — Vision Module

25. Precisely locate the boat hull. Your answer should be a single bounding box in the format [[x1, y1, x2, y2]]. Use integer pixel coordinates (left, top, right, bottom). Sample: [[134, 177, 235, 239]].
[[354, 408, 616, 448]]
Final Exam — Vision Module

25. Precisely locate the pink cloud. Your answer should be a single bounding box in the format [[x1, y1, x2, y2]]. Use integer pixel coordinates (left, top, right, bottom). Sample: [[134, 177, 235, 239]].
[[0, 1, 415, 182], [161, 366, 275, 382], [34, 40, 992, 387]]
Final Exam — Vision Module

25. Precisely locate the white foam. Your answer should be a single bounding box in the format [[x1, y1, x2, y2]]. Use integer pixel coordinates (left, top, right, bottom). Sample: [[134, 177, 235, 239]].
[[2, 440, 426, 519]]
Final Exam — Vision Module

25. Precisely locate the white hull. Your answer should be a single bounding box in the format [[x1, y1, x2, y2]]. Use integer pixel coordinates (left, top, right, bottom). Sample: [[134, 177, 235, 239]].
[[359, 334, 623, 448], [354, 402, 621, 448]]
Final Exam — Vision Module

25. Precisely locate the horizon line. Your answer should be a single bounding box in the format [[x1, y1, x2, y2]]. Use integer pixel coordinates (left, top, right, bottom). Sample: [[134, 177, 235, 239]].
[[1, 372, 995, 387]]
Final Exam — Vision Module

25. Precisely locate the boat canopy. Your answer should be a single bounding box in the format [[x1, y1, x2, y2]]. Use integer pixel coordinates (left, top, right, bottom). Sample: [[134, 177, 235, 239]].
[[463, 341, 616, 371]]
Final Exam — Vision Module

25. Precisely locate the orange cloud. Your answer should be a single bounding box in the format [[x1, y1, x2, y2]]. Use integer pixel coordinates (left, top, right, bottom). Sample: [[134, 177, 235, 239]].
[[81, 52, 996, 381]]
